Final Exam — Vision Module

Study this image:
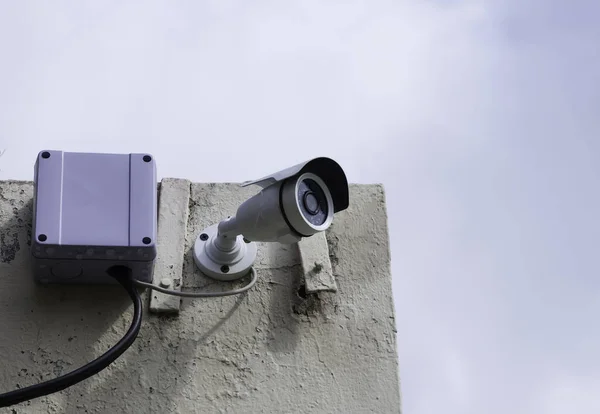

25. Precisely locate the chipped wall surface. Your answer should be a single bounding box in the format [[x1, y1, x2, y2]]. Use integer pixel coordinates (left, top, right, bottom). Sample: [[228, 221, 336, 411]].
[[0, 181, 400, 414]]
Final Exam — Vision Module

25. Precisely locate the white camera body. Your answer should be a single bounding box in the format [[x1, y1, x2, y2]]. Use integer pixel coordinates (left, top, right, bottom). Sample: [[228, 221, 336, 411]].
[[219, 157, 349, 244]]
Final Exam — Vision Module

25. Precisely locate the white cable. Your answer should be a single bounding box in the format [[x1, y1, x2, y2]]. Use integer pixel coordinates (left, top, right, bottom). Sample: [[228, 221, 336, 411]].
[[132, 267, 258, 298]]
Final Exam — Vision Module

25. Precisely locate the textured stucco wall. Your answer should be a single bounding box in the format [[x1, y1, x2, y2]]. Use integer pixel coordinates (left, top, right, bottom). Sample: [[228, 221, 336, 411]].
[[0, 181, 400, 414]]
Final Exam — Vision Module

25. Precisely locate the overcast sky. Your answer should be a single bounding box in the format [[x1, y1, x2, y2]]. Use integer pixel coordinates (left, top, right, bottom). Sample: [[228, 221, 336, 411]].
[[1, 1, 599, 413]]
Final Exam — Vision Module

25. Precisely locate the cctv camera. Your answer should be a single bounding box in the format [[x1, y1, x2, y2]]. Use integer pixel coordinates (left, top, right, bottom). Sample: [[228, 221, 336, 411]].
[[193, 157, 349, 281]]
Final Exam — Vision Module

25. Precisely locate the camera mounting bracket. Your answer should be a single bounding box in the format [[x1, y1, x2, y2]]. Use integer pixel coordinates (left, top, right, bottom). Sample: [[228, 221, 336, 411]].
[[193, 222, 257, 282]]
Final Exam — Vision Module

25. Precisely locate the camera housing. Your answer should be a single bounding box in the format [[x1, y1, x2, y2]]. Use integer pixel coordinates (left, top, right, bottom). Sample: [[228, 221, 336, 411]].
[[193, 157, 349, 281]]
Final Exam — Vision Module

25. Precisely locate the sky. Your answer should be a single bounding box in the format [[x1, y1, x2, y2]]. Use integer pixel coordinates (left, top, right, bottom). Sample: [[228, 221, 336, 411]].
[[1, 1, 599, 413]]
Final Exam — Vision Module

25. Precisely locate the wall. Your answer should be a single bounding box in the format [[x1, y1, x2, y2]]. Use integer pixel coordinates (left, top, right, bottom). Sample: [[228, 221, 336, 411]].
[[0, 181, 400, 413]]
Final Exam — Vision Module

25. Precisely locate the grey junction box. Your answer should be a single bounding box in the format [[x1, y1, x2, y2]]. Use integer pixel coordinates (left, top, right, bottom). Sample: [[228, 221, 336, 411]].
[[30, 150, 158, 284]]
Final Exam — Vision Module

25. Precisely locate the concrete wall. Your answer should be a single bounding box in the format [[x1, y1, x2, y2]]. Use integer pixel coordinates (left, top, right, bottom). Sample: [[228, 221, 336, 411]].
[[0, 181, 400, 414]]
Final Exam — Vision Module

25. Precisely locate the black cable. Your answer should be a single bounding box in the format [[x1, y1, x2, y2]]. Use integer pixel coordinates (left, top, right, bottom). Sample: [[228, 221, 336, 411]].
[[0, 266, 143, 408]]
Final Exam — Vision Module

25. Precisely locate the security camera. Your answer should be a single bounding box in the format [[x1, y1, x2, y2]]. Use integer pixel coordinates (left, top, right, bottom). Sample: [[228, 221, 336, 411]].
[[193, 157, 349, 281]]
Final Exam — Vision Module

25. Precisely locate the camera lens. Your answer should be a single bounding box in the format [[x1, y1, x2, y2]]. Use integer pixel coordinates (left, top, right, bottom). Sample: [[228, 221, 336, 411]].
[[303, 192, 320, 215], [298, 178, 329, 226]]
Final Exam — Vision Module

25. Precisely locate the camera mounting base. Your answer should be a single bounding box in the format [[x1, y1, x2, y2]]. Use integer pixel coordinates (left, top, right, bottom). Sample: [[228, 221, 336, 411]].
[[193, 223, 257, 281]]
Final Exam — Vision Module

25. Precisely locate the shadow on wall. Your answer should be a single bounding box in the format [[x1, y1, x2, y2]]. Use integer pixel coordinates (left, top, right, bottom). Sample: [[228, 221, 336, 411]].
[[0, 183, 133, 410], [265, 242, 304, 354]]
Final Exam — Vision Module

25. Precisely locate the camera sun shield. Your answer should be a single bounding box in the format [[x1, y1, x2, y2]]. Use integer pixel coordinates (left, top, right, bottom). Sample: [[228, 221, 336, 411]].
[[241, 157, 349, 214]]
